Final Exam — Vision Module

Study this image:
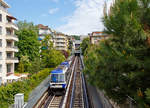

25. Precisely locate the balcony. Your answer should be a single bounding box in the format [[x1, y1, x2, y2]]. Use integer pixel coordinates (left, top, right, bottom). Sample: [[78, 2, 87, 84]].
[[6, 57, 19, 63], [55, 43, 66, 47], [6, 34, 18, 41], [0, 6, 8, 13], [6, 22, 18, 30], [6, 46, 19, 52], [55, 36, 66, 39], [55, 47, 67, 51], [55, 39, 66, 42]]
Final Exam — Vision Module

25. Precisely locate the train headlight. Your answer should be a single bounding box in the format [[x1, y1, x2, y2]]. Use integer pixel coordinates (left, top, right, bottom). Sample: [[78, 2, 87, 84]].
[[62, 84, 66, 88]]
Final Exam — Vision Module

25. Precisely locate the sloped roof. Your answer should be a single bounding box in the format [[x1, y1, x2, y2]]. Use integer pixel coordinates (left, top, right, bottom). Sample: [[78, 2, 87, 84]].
[[37, 24, 50, 30]]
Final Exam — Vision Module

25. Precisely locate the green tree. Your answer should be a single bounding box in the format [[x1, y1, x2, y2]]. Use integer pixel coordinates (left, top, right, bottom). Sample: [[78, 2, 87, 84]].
[[28, 57, 43, 74], [17, 20, 38, 33], [16, 21, 40, 61], [18, 59, 24, 73], [41, 35, 65, 68], [80, 37, 90, 55], [84, 0, 150, 107]]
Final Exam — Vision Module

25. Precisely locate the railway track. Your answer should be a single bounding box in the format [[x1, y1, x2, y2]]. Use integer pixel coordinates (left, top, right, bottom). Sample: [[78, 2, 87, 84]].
[[73, 58, 84, 108], [48, 95, 63, 108], [35, 56, 90, 108], [65, 56, 89, 108]]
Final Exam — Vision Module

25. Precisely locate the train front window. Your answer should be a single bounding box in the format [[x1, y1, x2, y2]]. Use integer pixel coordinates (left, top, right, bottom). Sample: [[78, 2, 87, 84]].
[[59, 74, 65, 82], [51, 74, 65, 83]]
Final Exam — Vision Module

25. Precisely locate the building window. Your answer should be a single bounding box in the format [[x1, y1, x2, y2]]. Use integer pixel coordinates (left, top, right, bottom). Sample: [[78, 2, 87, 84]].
[[0, 26, 2, 35], [6, 28, 12, 35], [7, 52, 12, 58], [0, 39, 2, 47], [7, 64, 11, 73], [0, 14, 2, 22], [0, 65, 1, 72], [0, 52, 2, 59], [7, 41, 12, 47]]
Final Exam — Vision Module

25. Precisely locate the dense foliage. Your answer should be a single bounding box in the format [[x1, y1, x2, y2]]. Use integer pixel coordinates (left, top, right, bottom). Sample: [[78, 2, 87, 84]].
[[83, 0, 150, 107], [80, 37, 90, 55], [0, 21, 67, 107], [16, 21, 40, 61], [16, 22, 65, 74], [71, 35, 80, 40], [0, 68, 53, 108], [61, 50, 70, 59], [41, 35, 65, 68]]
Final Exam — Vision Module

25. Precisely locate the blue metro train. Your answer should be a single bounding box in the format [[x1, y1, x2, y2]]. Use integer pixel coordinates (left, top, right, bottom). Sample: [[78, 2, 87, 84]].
[[49, 56, 73, 93]]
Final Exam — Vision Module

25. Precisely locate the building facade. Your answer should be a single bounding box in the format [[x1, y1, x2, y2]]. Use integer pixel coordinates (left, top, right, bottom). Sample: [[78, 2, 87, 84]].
[[37, 24, 52, 41], [89, 32, 109, 44], [53, 32, 68, 51], [37, 24, 69, 51], [0, 0, 19, 84]]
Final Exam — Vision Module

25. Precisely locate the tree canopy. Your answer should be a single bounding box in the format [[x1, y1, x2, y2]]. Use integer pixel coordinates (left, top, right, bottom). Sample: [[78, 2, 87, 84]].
[[80, 37, 90, 55], [83, 0, 150, 107], [41, 35, 65, 68], [16, 21, 40, 61]]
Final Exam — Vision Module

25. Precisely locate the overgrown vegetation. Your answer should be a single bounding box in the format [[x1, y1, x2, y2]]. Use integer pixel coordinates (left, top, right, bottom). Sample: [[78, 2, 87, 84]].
[[40, 35, 65, 68], [16, 21, 65, 74], [0, 21, 67, 108], [82, 0, 150, 107], [80, 37, 90, 55], [71, 35, 80, 40], [0, 68, 53, 108]]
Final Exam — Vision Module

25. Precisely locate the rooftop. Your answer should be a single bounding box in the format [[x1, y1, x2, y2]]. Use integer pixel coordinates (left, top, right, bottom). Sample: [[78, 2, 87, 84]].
[[37, 24, 50, 30], [0, 0, 10, 8], [51, 68, 63, 74]]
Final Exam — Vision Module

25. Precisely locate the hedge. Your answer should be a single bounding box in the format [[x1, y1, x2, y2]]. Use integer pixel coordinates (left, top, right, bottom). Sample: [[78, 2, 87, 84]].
[[0, 68, 53, 108]]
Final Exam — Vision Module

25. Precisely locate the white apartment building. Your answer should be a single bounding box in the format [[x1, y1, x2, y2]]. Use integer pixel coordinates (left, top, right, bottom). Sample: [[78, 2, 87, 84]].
[[0, 0, 19, 84], [53, 32, 68, 51], [89, 32, 109, 44], [37, 24, 52, 40], [37, 24, 68, 51]]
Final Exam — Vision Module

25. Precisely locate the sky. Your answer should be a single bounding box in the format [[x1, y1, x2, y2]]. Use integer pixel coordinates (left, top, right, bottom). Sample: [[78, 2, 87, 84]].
[[5, 0, 113, 35]]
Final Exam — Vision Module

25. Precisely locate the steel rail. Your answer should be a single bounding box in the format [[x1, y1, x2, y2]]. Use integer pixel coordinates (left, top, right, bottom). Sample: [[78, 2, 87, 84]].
[[69, 57, 78, 108], [62, 56, 77, 108], [80, 56, 89, 108]]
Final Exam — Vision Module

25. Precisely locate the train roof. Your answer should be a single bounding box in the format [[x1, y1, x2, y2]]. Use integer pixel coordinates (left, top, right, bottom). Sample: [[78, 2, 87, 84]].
[[51, 68, 63, 74], [60, 61, 69, 65]]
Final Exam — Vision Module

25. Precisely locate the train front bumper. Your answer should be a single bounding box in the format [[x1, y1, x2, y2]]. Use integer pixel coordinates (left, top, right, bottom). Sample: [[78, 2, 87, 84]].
[[50, 83, 66, 89]]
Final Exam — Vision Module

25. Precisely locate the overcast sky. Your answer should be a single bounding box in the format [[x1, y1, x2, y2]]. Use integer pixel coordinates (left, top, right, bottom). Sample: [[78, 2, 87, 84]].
[[5, 0, 113, 35]]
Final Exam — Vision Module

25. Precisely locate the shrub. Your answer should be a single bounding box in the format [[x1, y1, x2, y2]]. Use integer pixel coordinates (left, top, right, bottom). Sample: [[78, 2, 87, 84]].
[[0, 68, 53, 108]]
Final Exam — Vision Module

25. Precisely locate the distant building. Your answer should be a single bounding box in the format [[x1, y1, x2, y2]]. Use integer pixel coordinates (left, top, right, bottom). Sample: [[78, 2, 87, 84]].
[[37, 24, 69, 51], [37, 24, 52, 41], [74, 40, 81, 50], [80, 35, 88, 41], [89, 32, 109, 44], [0, 0, 19, 84], [53, 32, 68, 51]]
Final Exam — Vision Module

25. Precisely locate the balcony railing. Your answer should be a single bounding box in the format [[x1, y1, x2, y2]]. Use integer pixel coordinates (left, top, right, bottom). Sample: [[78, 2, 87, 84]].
[[0, 6, 8, 13], [6, 22, 18, 30], [6, 34, 18, 38], [6, 57, 18, 60], [6, 46, 18, 49]]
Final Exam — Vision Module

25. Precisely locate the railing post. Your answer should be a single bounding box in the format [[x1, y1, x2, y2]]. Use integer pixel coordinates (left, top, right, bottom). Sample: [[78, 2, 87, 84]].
[[14, 93, 24, 108]]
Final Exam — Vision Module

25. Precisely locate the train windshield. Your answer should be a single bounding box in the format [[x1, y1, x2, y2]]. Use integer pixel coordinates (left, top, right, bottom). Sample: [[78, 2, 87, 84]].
[[51, 74, 65, 83]]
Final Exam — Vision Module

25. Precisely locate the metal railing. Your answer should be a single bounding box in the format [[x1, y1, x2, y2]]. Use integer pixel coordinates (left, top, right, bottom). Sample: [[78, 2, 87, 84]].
[[6, 22, 18, 29], [6, 57, 18, 60], [0, 6, 8, 13], [6, 34, 18, 38], [6, 46, 18, 49]]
